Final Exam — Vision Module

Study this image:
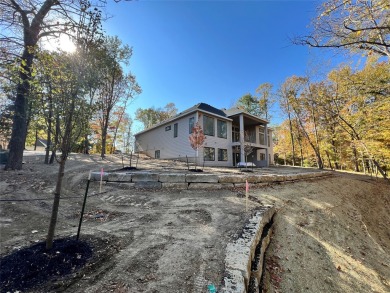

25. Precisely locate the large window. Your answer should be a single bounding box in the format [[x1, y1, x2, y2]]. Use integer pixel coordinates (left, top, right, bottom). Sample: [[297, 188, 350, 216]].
[[203, 115, 214, 136], [174, 123, 178, 137], [204, 147, 215, 161], [218, 149, 228, 161], [189, 117, 195, 134], [259, 127, 265, 145], [217, 120, 227, 139]]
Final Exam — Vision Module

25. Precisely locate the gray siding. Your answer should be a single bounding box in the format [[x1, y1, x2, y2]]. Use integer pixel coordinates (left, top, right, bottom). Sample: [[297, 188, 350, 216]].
[[198, 113, 233, 167], [135, 109, 273, 167], [135, 113, 197, 160]]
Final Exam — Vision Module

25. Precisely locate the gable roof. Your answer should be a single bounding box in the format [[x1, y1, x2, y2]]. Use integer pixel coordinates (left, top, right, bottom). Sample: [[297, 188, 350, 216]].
[[187, 103, 227, 117]]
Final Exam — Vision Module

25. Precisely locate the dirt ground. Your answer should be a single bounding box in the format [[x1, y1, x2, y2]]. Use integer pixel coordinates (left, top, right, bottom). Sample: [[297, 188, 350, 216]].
[[261, 173, 390, 293], [0, 153, 389, 293]]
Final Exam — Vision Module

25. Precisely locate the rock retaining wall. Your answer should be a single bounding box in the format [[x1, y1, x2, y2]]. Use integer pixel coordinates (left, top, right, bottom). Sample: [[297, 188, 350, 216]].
[[90, 171, 333, 189], [222, 206, 275, 293]]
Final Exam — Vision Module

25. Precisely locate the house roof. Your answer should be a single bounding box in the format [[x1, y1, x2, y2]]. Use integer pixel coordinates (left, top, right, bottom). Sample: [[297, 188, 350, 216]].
[[223, 107, 269, 124], [134, 103, 230, 136], [134, 103, 270, 137], [182, 103, 227, 118]]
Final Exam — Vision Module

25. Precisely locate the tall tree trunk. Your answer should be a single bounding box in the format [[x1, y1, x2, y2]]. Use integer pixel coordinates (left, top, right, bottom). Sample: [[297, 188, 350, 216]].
[[101, 114, 110, 158], [101, 127, 107, 158], [296, 128, 304, 166], [288, 112, 296, 166], [361, 152, 366, 174], [34, 129, 38, 150], [46, 97, 75, 249], [325, 150, 333, 170], [292, 107, 324, 169], [45, 94, 53, 164], [46, 156, 66, 249], [351, 143, 360, 172], [299, 146, 304, 167], [5, 0, 55, 169], [332, 140, 339, 170], [83, 134, 89, 154], [309, 103, 323, 169], [50, 112, 60, 164], [5, 56, 31, 170], [316, 151, 324, 169]]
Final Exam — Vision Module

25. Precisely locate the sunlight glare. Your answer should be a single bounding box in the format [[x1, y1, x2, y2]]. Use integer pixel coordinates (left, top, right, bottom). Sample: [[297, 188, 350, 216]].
[[42, 34, 76, 53]]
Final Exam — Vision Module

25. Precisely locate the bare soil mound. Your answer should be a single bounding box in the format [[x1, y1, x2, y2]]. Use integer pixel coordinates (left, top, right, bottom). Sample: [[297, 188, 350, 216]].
[[260, 173, 390, 293]]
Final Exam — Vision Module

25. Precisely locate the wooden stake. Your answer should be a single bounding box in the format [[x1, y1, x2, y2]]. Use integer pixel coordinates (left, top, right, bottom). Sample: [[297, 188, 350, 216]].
[[100, 167, 103, 193]]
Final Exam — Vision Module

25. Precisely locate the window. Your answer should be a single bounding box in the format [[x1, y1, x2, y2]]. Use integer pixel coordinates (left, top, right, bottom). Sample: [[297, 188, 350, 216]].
[[155, 150, 160, 159], [217, 120, 227, 139], [267, 132, 270, 147], [204, 147, 215, 161], [260, 153, 266, 161], [259, 127, 265, 145], [203, 115, 214, 136], [218, 149, 228, 161], [189, 117, 195, 134], [232, 126, 240, 142], [174, 123, 178, 137], [165, 125, 171, 131]]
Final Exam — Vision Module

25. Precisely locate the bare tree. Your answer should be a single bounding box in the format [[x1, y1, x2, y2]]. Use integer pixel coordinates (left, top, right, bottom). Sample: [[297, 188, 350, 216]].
[[296, 0, 390, 59]]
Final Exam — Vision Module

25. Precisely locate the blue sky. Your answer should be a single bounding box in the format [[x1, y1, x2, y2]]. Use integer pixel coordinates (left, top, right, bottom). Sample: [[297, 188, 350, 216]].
[[104, 0, 349, 130]]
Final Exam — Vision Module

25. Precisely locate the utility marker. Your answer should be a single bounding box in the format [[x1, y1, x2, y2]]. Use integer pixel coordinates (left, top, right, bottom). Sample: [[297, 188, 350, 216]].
[[246, 179, 249, 212]]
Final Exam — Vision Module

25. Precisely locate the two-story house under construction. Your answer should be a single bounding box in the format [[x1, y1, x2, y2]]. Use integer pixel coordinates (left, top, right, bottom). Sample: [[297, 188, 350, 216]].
[[134, 103, 273, 167]]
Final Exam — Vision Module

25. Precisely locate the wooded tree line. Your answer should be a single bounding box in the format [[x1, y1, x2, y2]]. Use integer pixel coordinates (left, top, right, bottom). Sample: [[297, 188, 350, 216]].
[[236, 82, 274, 121], [0, 0, 140, 249], [279, 0, 389, 176], [0, 1, 140, 169], [273, 57, 389, 176], [0, 36, 139, 160], [135, 102, 178, 129]]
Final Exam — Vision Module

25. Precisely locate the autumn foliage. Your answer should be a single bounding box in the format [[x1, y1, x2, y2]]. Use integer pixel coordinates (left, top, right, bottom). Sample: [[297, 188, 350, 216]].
[[274, 57, 389, 177], [189, 122, 206, 151]]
